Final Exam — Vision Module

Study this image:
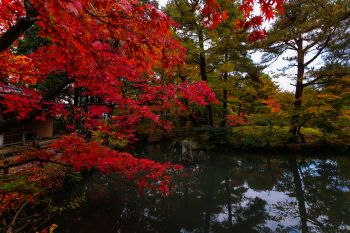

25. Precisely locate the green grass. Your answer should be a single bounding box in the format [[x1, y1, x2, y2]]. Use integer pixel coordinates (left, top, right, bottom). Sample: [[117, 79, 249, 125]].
[[230, 126, 324, 146]]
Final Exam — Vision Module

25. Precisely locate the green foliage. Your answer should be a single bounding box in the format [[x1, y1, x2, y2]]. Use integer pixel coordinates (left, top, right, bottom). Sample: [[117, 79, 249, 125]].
[[49, 195, 86, 212], [64, 172, 83, 184], [229, 126, 325, 146], [0, 175, 37, 193], [15, 24, 51, 55], [196, 126, 233, 148]]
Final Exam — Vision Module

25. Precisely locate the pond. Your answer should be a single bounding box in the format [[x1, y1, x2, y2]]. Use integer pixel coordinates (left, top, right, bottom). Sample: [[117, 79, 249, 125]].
[[50, 151, 350, 233]]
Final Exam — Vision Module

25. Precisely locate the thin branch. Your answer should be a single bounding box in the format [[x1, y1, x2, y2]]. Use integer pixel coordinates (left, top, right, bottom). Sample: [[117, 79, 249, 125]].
[[286, 41, 298, 50], [303, 71, 350, 87], [14, 208, 50, 233], [6, 200, 29, 233], [303, 39, 320, 52], [304, 37, 331, 67]]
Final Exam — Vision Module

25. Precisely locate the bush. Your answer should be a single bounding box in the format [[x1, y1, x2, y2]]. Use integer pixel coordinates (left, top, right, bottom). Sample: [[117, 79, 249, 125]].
[[230, 126, 290, 146]]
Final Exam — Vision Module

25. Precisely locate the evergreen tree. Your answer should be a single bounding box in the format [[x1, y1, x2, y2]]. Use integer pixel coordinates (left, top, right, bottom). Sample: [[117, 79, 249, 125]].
[[260, 0, 350, 141]]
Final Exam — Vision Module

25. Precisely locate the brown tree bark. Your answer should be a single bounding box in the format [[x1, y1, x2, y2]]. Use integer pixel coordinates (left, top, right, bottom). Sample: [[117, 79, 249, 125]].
[[0, 0, 37, 53], [289, 37, 305, 142], [198, 27, 214, 126], [221, 72, 228, 127]]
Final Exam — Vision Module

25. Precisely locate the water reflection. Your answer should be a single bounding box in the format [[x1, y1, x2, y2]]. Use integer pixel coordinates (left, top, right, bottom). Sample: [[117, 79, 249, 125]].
[[52, 155, 350, 233]]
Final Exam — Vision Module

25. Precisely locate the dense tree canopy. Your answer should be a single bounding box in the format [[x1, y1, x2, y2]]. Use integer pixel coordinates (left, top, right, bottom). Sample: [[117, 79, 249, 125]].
[[0, 0, 286, 218], [3, 0, 350, 232]]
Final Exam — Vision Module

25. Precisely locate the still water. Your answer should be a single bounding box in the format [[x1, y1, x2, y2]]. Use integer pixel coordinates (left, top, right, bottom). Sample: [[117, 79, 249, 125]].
[[51, 152, 350, 233]]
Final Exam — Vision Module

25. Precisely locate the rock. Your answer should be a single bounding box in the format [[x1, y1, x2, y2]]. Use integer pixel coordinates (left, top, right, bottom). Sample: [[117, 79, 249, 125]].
[[181, 139, 194, 162], [181, 140, 208, 163]]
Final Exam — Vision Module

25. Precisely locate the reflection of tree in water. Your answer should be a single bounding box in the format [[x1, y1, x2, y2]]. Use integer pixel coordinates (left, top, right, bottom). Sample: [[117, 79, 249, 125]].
[[142, 163, 272, 233], [195, 159, 273, 233], [82, 160, 273, 233], [51, 155, 350, 233], [212, 197, 272, 233], [235, 156, 282, 192], [274, 157, 350, 233]]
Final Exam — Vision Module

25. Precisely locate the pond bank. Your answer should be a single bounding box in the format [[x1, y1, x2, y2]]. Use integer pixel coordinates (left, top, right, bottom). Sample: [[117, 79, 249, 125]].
[[211, 142, 350, 155], [141, 126, 350, 156]]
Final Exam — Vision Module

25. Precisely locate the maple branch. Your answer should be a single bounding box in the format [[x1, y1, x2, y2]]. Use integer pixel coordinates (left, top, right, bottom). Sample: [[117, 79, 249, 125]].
[[0, 77, 73, 133], [11, 208, 49, 233], [83, 9, 145, 41], [0, 0, 38, 53], [6, 200, 29, 233]]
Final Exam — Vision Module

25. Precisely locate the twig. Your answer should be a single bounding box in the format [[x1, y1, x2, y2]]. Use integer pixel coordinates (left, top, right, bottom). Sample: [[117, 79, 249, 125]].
[[6, 200, 29, 233]]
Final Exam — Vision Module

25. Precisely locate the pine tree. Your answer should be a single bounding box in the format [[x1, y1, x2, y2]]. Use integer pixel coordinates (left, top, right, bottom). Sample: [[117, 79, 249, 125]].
[[260, 0, 350, 141]]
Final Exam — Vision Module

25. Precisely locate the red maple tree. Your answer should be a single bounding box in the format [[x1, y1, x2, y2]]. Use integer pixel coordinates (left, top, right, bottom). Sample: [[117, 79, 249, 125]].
[[0, 0, 284, 201]]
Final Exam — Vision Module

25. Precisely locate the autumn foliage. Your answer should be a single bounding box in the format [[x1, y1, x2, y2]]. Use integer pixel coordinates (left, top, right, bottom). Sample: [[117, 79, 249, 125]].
[[261, 96, 282, 113], [0, 0, 285, 219], [238, 0, 284, 41]]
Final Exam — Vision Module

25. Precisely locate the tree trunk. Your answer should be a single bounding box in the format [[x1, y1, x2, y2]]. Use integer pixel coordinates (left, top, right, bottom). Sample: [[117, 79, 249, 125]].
[[198, 27, 213, 126], [221, 72, 228, 127], [237, 103, 242, 116], [290, 37, 305, 141]]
